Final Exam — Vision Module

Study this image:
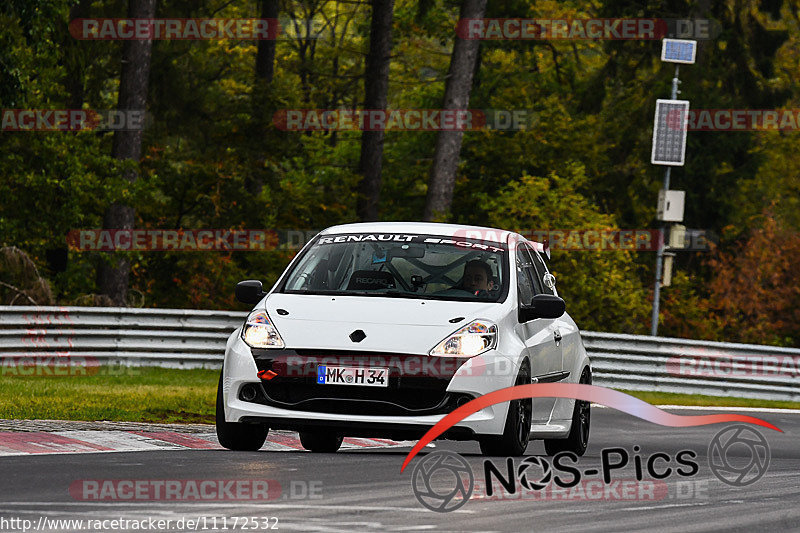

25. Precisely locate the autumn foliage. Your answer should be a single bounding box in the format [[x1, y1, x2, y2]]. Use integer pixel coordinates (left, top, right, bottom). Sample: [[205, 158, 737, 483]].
[[662, 213, 800, 346]]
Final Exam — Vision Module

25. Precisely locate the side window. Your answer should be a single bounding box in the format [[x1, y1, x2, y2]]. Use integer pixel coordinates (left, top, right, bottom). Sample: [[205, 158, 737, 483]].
[[530, 247, 555, 296], [516, 246, 538, 304]]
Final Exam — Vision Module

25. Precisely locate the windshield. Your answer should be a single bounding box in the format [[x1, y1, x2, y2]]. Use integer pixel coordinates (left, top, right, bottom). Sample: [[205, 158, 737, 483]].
[[280, 233, 509, 302]]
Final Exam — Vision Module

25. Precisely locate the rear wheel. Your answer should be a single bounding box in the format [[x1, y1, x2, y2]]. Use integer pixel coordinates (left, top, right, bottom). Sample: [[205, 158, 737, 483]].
[[544, 368, 591, 456], [216, 371, 269, 451], [299, 431, 344, 453], [479, 362, 532, 456]]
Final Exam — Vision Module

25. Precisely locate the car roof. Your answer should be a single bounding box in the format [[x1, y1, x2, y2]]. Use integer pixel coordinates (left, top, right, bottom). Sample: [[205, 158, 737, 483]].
[[320, 221, 518, 244]]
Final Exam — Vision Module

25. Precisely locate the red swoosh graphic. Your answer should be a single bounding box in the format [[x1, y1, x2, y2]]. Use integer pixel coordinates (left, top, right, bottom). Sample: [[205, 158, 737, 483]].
[[400, 383, 782, 472]]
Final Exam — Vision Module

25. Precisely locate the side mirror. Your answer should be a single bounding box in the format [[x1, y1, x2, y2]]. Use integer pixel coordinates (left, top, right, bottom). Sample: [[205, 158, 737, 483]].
[[236, 280, 266, 304], [519, 294, 566, 322]]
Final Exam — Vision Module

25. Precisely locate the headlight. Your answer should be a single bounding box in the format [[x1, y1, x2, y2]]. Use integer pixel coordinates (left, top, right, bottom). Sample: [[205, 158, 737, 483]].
[[241, 310, 285, 349], [430, 321, 497, 357]]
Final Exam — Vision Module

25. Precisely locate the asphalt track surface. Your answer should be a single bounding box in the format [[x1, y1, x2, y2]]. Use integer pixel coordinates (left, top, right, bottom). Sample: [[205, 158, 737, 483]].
[[1, 408, 799, 533]]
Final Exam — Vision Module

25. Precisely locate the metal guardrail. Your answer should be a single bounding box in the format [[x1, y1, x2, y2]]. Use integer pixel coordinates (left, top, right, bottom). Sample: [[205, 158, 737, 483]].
[[583, 332, 800, 402], [1, 306, 798, 401], [0, 306, 245, 369]]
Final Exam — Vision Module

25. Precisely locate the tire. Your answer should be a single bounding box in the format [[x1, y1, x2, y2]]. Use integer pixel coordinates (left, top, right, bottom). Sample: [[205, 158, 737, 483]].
[[544, 368, 591, 457], [299, 431, 344, 453], [216, 371, 269, 451], [479, 362, 532, 456]]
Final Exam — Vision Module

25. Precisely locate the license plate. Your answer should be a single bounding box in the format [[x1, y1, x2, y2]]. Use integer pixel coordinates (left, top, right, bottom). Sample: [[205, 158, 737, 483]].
[[316, 365, 388, 387]]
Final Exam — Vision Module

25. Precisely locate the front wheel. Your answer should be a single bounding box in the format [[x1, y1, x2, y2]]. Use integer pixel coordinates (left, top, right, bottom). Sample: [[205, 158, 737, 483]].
[[479, 362, 532, 456], [216, 371, 269, 451], [544, 368, 591, 456]]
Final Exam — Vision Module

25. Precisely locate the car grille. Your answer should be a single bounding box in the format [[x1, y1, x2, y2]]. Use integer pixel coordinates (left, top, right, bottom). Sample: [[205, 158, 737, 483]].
[[246, 349, 472, 416]]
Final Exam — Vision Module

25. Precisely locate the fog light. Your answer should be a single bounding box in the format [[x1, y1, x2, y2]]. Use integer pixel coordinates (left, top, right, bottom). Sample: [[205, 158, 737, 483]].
[[456, 395, 472, 407], [240, 384, 258, 402]]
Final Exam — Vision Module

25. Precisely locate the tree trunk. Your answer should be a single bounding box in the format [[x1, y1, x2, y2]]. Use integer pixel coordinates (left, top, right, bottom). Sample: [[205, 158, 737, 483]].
[[255, 0, 279, 82], [356, 0, 395, 222], [249, 0, 280, 197], [97, 0, 156, 306], [65, 0, 91, 110], [423, 0, 486, 221]]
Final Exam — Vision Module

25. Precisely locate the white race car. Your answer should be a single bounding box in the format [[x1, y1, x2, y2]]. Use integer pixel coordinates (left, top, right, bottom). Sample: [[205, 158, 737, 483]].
[[217, 222, 591, 456]]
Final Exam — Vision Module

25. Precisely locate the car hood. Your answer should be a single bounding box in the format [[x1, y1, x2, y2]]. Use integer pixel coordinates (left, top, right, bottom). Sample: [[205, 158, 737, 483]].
[[263, 293, 503, 354]]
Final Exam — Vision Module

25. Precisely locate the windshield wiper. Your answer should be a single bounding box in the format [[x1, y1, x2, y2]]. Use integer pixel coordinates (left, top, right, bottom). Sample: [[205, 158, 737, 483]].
[[375, 291, 427, 298], [283, 289, 496, 302], [283, 289, 416, 297]]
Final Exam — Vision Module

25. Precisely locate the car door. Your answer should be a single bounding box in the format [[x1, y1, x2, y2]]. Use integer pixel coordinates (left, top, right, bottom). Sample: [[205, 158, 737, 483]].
[[530, 248, 579, 379], [514, 242, 563, 423]]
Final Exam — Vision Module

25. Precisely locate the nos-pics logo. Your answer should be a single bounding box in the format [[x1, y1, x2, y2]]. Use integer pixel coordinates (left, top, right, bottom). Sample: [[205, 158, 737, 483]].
[[411, 451, 474, 512], [411, 424, 771, 512], [708, 424, 770, 486]]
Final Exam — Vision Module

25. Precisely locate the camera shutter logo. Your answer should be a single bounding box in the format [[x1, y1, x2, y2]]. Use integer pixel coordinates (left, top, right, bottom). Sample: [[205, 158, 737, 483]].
[[708, 425, 770, 487], [411, 451, 473, 512], [517, 456, 553, 491]]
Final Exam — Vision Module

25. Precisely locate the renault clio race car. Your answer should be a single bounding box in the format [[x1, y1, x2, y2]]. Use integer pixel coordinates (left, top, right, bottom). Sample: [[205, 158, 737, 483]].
[[217, 222, 592, 456]]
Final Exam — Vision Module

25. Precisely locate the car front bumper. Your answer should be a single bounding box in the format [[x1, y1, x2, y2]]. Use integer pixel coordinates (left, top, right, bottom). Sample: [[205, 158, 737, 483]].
[[222, 331, 519, 437]]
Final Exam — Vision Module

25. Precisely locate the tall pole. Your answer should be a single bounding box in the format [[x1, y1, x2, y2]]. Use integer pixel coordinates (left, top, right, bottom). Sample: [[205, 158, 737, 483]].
[[650, 65, 680, 336]]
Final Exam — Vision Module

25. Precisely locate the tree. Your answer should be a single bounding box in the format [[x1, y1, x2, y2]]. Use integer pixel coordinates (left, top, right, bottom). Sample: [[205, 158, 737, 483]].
[[423, 0, 486, 221], [662, 211, 800, 346], [356, 0, 395, 221], [255, 0, 279, 83], [97, 0, 157, 306], [64, 0, 92, 110], [705, 213, 800, 345], [480, 163, 651, 333]]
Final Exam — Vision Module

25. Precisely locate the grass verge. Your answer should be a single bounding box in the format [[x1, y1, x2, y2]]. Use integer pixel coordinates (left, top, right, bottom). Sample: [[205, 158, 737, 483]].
[[0, 367, 219, 424], [621, 390, 800, 410], [1, 368, 798, 424]]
